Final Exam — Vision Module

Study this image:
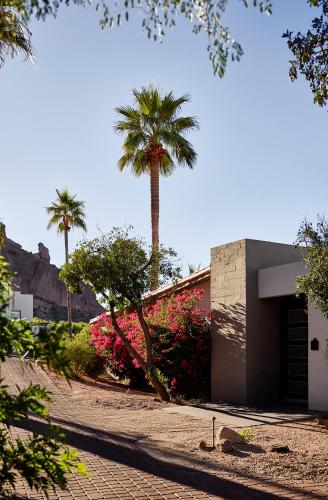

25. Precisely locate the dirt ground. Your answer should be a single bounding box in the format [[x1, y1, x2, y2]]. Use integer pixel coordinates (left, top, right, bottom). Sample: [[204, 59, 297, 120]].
[[49, 372, 328, 486]]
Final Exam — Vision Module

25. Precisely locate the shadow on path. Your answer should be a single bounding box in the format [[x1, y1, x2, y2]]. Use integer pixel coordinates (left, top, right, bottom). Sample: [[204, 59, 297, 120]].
[[12, 417, 319, 499]]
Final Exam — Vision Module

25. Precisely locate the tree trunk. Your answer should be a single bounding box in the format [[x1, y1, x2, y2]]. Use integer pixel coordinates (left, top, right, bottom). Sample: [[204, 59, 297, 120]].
[[108, 299, 170, 401], [64, 229, 72, 335], [150, 159, 160, 291], [147, 370, 170, 401]]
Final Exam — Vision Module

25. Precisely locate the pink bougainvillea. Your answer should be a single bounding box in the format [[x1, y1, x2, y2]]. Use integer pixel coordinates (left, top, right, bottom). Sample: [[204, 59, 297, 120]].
[[91, 288, 211, 397]]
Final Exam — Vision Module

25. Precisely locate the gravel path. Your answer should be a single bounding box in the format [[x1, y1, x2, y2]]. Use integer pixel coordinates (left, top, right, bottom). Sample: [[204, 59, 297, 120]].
[[2, 357, 327, 499]]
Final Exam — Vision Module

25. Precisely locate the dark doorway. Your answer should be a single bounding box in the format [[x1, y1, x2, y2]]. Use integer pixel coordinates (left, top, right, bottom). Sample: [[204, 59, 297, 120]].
[[280, 295, 308, 403]]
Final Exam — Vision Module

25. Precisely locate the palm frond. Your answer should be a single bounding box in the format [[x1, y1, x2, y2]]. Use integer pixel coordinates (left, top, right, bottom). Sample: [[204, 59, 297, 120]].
[[114, 106, 140, 124], [123, 131, 145, 151], [171, 116, 199, 134], [159, 130, 197, 169], [118, 152, 134, 171], [160, 150, 175, 176], [46, 188, 87, 233], [160, 93, 190, 120], [0, 0, 33, 66]]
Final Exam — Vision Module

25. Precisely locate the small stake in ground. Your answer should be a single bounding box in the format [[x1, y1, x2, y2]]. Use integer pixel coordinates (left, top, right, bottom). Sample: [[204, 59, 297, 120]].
[[212, 416, 216, 448]]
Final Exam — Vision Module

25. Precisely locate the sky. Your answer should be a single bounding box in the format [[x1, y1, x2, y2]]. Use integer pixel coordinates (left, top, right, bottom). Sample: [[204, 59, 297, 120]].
[[0, 0, 327, 272]]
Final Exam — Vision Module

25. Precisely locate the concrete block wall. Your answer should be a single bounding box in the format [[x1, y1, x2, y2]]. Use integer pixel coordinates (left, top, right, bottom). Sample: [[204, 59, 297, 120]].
[[211, 240, 247, 403]]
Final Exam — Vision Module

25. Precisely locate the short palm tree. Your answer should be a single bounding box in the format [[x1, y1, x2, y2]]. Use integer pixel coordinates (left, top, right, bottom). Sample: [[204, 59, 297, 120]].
[[0, 0, 33, 66], [114, 85, 199, 290], [46, 189, 87, 332]]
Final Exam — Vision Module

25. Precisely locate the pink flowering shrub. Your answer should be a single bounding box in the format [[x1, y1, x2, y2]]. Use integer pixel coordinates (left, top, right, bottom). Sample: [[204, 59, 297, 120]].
[[91, 288, 211, 398]]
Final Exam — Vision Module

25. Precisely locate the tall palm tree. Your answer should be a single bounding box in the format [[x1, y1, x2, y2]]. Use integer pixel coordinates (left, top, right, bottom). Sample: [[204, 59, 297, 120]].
[[0, 0, 33, 66], [46, 189, 87, 333], [114, 85, 199, 290]]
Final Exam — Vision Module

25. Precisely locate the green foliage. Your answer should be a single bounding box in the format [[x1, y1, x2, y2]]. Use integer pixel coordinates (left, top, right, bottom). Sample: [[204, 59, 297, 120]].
[[0, 255, 86, 495], [296, 216, 328, 319], [60, 226, 181, 309], [25, 0, 272, 77], [32, 317, 87, 336], [283, 0, 327, 107], [65, 325, 104, 377], [0, 0, 33, 66], [238, 427, 254, 442]]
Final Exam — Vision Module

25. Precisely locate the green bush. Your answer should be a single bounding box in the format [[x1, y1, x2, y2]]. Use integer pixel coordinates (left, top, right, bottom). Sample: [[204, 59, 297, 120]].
[[65, 325, 104, 378], [238, 427, 254, 442], [32, 318, 87, 336]]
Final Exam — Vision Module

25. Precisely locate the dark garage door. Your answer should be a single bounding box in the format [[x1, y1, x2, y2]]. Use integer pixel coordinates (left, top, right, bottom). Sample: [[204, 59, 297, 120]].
[[280, 295, 308, 403]]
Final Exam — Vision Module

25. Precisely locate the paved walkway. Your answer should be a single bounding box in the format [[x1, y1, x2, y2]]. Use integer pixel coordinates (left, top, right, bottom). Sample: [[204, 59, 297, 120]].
[[2, 358, 327, 499], [164, 403, 316, 428]]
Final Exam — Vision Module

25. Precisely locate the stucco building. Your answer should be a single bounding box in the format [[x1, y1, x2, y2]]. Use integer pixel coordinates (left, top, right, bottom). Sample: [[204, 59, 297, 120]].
[[208, 239, 327, 413]]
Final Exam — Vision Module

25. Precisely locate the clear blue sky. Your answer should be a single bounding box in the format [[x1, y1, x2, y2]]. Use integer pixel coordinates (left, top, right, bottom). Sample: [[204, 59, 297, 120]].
[[1, 0, 326, 271]]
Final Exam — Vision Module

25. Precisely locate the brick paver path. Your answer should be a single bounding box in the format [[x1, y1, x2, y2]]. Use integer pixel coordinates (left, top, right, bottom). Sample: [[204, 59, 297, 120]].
[[2, 358, 327, 499]]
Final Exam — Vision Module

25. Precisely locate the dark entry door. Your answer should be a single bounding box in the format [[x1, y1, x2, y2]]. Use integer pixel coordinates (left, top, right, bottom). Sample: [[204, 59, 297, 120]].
[[280, 295, 308, 403]]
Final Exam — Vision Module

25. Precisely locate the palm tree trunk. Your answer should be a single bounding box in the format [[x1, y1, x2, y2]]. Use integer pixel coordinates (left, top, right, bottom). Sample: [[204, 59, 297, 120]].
[[64, 229, 72, 335], [150, 159, 160, 291]]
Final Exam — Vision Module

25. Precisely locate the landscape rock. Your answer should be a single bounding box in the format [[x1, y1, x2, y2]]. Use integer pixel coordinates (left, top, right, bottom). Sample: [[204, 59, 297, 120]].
[[199, 440, 207, 450], [270, 444, 291, 453], [216, 426, 245, 444], [219, 439, 235, 453], [316, 417, 328, 427]]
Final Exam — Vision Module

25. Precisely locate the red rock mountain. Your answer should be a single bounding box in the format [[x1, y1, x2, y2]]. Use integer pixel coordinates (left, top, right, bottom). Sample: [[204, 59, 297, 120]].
[[2, 229, 104, 322]]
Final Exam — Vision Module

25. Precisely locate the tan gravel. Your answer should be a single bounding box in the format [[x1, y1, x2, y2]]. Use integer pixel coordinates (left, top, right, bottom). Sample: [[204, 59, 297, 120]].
[[49, 372, 328, 486]]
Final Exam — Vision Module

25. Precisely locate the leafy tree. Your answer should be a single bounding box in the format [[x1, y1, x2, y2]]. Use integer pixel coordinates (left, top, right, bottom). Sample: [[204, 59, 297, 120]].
[[283, 0, 328, 107], [59, 226, 181, 400], [114, 85, 198, 290], [0, 254, 86, 495], [0, 0, 33, 66], [3, 1, 326, 107], [46, 188, 87, 334], [25, 0, 272, 78], [296, 215, 328, 318]]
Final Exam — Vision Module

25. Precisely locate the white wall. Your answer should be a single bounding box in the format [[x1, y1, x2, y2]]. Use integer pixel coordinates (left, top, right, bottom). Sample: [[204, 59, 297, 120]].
[[308, 306, 328, 412], [9, 291, 33, 322]]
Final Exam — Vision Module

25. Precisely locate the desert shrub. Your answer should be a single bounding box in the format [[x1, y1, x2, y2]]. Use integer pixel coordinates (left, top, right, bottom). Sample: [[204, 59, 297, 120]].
[[60, 321, 87, 335], [32, 318, 87, 336], [238, 427, 254, 442], [91, 289, 211, 398], [65, 325, 104, 377]]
